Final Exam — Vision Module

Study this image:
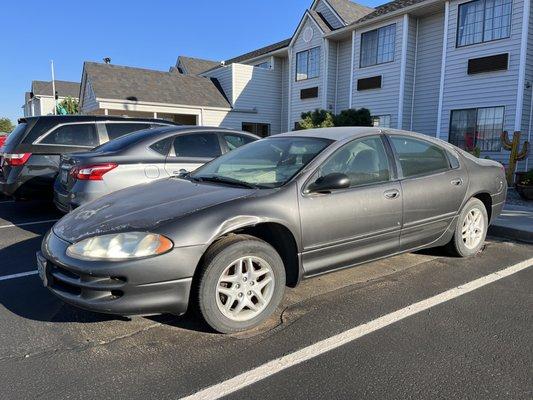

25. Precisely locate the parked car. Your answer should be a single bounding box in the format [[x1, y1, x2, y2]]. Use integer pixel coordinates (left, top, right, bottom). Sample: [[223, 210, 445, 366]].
[[38, 127, 506, 333], [0, 115, 175, 200], [54, 126, 259, 212]]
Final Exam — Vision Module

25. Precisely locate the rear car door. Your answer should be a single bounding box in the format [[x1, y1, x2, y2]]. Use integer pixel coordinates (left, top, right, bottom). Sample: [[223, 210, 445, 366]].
[[298, 135, 402, 276], [164, 132, 222, 176], [386, 134, 468, 251]]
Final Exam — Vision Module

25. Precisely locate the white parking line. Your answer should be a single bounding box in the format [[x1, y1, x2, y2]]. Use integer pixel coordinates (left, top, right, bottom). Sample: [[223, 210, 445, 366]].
[[0, 219, 58, 229], [180, 257, 533, 400], [0, 200, 14, 204], [0, 270, 38, 282]]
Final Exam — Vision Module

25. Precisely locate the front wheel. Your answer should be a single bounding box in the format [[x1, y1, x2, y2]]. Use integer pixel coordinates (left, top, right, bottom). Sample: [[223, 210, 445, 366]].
[[195, 235, 286, 333], [446, 198, 488, 257]]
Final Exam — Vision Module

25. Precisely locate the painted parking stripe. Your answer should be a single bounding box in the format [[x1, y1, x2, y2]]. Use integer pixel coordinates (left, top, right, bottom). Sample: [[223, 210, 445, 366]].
[[0, 219, 58, 229], [0, 270, 38, 282], [181, 257, 533, 400]]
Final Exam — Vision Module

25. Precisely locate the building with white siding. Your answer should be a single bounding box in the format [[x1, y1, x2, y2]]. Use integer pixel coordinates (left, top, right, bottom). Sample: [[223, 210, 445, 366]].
[[23, 80, 80, 117], [77, 0, 532, 167]]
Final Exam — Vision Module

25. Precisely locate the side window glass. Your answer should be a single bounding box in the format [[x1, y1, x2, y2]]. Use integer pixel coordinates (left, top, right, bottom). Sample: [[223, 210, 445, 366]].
[[41, 124, 99, 147], [313, 136, 391, 188], [390, 136, 450, 178], [105, 123, 151, 141], [223, 134, 255, 151], [172, 133, 221, 158], [150, 138, 171, 156]]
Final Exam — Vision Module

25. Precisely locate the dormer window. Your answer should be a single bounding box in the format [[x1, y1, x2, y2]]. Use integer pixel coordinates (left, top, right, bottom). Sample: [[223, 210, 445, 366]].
[[296, 47, 320, 81]]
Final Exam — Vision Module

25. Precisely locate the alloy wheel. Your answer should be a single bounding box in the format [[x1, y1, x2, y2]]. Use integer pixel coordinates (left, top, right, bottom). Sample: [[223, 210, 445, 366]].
[[461, 207, 485, 249]]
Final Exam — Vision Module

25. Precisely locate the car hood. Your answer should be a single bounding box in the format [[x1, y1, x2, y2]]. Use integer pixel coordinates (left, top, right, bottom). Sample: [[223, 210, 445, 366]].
[[53, 178, 254, 243]]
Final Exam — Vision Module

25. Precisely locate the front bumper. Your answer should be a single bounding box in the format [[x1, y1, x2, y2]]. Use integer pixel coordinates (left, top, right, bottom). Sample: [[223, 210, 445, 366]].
[[39, 230, 206, 316]]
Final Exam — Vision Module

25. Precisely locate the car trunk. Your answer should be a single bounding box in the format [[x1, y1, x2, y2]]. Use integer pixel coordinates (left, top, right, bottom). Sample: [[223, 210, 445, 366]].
[[57, 152, 120, 192]]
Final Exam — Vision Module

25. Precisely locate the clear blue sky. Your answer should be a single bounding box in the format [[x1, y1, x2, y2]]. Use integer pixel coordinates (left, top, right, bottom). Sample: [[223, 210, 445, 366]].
[[0, 0, 382, 124]]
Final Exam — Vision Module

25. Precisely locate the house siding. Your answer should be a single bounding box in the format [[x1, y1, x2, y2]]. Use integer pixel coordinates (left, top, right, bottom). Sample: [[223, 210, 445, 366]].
[[411, 11, 445, 135], [315, 0, 344, 29], [290, 18, 324, 128], [335, 38, 352, 113], [440, 0, 525, 164], [326, 39, 338, 111], [352, 17, 404, 128], [519, 2, 533, 170], [81, 80, 98, 113], [402, 15, 418, 130], [280, 56, 290, 132]]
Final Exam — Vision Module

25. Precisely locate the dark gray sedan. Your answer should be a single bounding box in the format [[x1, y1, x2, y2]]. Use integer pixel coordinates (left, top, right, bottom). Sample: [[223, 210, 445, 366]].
[[38, 127, 507, 333]]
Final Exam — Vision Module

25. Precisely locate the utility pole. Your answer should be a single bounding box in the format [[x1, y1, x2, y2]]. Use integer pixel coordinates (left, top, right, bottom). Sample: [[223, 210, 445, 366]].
[[51, 60, 57, 115]]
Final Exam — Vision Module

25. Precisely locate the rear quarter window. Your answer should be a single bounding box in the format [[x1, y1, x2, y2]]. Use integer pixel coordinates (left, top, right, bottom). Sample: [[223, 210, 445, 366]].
[[2, 123, 27, 149], [40, 124, 99, 147], [105, 123, 152, 140]]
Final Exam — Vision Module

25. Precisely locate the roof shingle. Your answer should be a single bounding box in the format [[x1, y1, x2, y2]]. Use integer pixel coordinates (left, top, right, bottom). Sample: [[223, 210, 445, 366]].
[[82, 62, 230, 108], [176, 56, 222, 76], [326, 0, 374, 24], [31, 80, 80, 98], [225, 38, 291, 65]]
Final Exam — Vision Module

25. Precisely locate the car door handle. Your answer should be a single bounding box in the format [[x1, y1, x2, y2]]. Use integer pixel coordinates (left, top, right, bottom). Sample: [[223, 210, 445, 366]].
[[451, 178, 463, 186], [384, 189, 400, 199]]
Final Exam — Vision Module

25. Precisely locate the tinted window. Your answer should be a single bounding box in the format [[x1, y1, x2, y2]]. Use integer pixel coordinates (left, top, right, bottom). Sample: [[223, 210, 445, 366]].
[[41, 124, 98, 147], [2, 123, 27, 149], [313, 136, 390, 188], [105, 123, 152, 140], [172, 133, 221, 158], [223, 134, 255, 151], [150, 138, 171, 156], [92, 129, 157, 153], [390, 136, 450, 178]]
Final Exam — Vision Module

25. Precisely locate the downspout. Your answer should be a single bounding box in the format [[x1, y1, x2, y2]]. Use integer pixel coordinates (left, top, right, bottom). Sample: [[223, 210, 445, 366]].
[[288, 47, 293, 130], [410, 18, 419, 131], [397, 14, 409, 129], [436, 1, 450, 139], [514, 0, 531, 132], [348, 30, 356, 109], [335, 41, 339, 114]]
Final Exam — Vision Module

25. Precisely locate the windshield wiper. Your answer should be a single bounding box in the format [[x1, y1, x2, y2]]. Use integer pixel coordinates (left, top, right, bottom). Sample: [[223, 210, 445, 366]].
[[191, 175, 259, 189]]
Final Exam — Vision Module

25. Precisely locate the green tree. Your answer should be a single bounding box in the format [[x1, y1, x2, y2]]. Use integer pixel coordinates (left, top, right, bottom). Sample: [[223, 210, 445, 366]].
[[334, 108, 372, 127], [57, 97, 79, 115], [297, 108, 373, 130], [298, 109, 336, 129], [0, 117, 14, 133]]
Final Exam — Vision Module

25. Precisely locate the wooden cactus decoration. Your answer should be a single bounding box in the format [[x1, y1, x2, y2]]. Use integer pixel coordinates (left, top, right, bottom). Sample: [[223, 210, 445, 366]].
[[501, 131, 529, 184]]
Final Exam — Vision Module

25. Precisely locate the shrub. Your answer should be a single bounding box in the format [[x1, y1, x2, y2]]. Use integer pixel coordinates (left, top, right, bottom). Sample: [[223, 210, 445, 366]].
[[298, 108, 372, 130]]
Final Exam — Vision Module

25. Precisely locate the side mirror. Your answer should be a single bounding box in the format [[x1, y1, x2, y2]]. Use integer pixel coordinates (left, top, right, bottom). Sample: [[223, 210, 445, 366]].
[[307, 173, 350, 193]]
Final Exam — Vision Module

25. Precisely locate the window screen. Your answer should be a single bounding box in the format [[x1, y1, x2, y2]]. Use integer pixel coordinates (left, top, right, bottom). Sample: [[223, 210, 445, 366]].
[[172, 133, 221, 158], [390, 136, 450, 178], [360, 24, 396, 68], [105, 123, 151, 140], [41, 124, 99, 147]]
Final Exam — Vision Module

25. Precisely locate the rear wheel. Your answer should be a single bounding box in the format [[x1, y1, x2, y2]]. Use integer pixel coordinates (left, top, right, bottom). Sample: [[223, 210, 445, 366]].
[[195, 235, 286, 333], [446, 198, 488, 257]]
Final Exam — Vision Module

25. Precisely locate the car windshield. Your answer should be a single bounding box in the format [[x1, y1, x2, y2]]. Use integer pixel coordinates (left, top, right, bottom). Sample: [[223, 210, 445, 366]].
[[190, 136, 332, 188]]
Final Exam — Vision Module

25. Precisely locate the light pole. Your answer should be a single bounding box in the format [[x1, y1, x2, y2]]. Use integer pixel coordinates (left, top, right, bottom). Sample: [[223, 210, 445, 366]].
[[51, 60, 57, 115]]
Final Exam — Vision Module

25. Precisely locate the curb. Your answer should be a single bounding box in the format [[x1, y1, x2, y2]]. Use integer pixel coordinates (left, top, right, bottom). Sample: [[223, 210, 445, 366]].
[[488, 225, 533, 244]]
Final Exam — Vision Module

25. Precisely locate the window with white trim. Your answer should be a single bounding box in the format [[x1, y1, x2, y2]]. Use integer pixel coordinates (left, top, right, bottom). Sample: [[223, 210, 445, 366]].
[[449, 106, 504, 151], [457, 0, 512, 47], [360, 24, 396, 68], [296, 47, 320, 81], [255, 61, 271, 69], [371, 115, 391, 128]]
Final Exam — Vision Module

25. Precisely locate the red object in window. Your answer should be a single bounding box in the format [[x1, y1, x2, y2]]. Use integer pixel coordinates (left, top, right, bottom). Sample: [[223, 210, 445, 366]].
[[71, 163, 118, 180], [0, 136, 7, 148]]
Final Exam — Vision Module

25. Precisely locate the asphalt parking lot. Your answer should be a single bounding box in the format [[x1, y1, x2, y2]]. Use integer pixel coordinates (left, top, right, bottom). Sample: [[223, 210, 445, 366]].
[[0, 197, 531, 400]]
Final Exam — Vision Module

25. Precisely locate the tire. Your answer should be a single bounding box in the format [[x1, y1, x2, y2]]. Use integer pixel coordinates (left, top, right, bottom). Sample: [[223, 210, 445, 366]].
[[195, 234, 286, 333], [446, 198, 488, 257]]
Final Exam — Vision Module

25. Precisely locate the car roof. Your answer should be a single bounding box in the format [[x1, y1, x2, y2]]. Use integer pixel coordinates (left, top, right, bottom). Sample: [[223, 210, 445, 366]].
[[275, 127, 384, 141], [18, 115, 177, 125]]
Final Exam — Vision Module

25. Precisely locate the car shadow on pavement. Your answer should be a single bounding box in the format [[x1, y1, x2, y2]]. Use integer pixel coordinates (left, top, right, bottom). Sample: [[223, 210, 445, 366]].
[[0, 199, 63, 235]]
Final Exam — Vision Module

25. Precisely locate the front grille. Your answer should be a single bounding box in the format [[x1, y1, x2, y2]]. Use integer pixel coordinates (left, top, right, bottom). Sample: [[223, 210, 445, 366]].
[[48, 262, 126, 301]]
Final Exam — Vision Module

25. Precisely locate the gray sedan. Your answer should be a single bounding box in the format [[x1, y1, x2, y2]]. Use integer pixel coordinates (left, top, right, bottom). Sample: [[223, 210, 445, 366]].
[[38, 127, 507, 333], [53, 126, 258, 212]]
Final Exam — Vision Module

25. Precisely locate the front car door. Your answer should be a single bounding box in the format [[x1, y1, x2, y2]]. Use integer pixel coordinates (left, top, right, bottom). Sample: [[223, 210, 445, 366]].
[[298, 135, 402, 277], [164, 132, 222, 176], [386, 133, 468, 251]]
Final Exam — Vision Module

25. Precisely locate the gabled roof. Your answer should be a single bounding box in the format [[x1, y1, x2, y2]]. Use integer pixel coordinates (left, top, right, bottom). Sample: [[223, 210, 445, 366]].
[[309, 9, 333, 33], [225, 38, 291, 65], [31, 80, 80, 98], [82, 62, 230, 108], [176, 56, 222, 76], [326, 0, 374, 24], [352, 0, 426, 24]]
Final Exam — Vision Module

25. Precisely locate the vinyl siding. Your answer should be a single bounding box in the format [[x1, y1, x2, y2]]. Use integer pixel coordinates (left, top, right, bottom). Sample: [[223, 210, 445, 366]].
[[335, 38, 352, 113], [440, 0, 525, 164], [203, 66, 233, 103], [402, 15, 417, 130], [81, 79, 98, 113], [352, 17, 404, 128], [315, 0, 344, 29], [411, 11, 445, 135], [290, 17, 324, 128], [519, 1, 533, 170]]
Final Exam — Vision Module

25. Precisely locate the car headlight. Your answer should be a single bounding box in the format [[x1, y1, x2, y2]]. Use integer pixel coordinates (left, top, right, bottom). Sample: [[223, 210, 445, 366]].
[[66, 232, 173, 261]]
